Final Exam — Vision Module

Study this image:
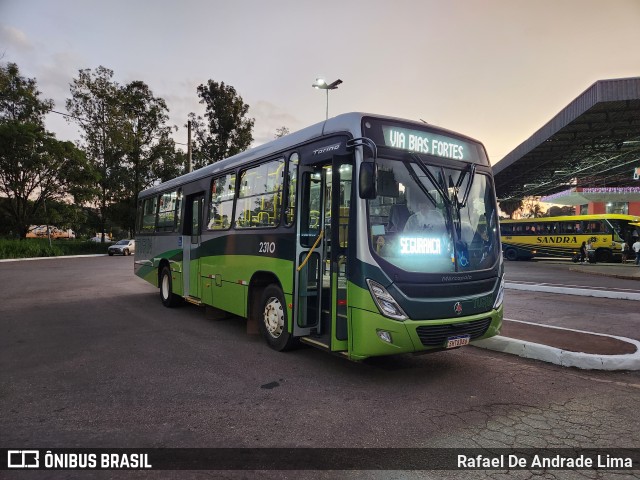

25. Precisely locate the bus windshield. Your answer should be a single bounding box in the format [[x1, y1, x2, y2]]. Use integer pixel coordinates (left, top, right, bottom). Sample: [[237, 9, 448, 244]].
[[368, 156, 500, 273]]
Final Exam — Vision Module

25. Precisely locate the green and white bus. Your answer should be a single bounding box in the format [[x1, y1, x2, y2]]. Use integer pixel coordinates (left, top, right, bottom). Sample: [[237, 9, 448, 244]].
[[135, 113, 504, 360]]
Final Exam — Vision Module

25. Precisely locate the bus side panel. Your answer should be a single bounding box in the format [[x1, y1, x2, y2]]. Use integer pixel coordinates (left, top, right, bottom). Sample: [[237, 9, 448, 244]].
[[199, 254, 294, 318], [215, 280, 247, 317], [135, 243, 183, 291]]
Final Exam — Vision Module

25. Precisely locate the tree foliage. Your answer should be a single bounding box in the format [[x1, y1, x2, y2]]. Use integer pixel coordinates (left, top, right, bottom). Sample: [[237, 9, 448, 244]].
[[274, 126, 290, 138], [117, 80, 182, 235], [188, 80, 254, 169], [66, 67, 182, 237], [498, 198, 524, 219], [546, 205, 576, 217], [0, 62, 92, 238]]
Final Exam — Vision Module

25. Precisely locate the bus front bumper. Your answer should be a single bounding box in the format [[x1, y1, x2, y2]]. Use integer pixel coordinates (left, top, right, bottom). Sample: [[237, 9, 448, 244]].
[[348, 305, 503, 361]]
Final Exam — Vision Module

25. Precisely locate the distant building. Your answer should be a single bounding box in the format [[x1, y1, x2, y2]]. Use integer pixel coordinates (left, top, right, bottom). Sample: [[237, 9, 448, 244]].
[[540, 187, 640, 216]]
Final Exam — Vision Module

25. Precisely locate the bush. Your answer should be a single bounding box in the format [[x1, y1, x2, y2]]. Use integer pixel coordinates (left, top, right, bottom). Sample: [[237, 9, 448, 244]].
[[0, 238, 111, 259]]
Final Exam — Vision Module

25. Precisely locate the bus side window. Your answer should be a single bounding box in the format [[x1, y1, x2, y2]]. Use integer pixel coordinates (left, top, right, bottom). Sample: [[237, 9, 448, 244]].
[[157, 190, 179, 232], [141, 197, 158, 232], [208, 174, 235, 230], [235, 158, 284, 229]]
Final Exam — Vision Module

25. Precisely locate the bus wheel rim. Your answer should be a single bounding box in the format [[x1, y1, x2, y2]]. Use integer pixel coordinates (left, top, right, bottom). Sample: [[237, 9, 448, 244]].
[[264, 297, 284, 338], [162, 274, 169, 300]]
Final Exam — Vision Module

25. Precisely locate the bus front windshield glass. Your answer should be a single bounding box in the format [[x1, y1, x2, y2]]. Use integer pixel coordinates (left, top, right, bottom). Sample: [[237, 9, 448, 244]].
[[368, 157, 500, 273]]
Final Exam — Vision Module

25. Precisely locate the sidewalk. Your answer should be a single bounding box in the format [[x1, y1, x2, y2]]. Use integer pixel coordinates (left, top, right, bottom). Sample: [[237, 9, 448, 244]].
[[568, 260, 640, 280], [474, 261, 640, 371]]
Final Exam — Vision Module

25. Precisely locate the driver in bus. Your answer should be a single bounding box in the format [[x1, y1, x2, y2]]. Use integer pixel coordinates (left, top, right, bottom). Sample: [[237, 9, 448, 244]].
[[404, 200, 445, 232]]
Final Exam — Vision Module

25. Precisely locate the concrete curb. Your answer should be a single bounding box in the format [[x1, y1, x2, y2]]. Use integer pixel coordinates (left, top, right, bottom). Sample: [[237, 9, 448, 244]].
[[473, 320, 640, 371], [506, 282, 640, 301], [0, 254, 107, 263]]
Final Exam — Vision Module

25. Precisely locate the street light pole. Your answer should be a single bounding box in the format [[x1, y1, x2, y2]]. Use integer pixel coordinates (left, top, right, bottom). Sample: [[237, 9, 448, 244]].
[[312, 78, 342, 120]]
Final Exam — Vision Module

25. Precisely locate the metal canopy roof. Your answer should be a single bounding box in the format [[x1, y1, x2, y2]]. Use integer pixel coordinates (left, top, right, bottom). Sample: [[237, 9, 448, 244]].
[[492, 77, 640, 201]]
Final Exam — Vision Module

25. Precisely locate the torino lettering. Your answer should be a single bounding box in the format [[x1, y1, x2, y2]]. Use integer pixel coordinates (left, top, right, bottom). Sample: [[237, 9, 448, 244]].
[[400, 237, 441, 255]]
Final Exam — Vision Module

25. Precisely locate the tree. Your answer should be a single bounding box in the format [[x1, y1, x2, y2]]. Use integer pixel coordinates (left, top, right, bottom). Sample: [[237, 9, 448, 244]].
[[66, 66, 126, 241], [67, 68, 185, 238], [498, 198, 524, 219], [274, 126, 290, 138], [0, 62, 92, 239], [188, 80, 254, 169], [547, 205, 575, 217], [118, 80, 182, 236], [522, 196, 545, 218]]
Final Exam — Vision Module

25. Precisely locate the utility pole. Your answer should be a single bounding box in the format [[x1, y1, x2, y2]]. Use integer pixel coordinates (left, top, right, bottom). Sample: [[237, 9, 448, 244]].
[[187, 120, 192, 173]]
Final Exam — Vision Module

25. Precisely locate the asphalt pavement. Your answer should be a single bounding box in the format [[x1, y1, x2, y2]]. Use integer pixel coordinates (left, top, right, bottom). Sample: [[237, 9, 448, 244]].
[[3, 254, 639, 371]]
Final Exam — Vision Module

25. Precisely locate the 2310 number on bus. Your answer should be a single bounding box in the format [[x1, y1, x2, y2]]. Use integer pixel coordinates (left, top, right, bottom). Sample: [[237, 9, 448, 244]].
[[259, 242, 276, 254]]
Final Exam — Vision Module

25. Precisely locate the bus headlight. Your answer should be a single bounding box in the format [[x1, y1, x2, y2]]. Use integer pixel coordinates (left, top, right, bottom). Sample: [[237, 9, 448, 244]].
[[366, 279, 407, 321], [493, 275, 505, 310]]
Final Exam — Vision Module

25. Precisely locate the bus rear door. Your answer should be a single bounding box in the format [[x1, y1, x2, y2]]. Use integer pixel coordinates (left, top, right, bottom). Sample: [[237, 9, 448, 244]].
[[183, 192, 205, 301]]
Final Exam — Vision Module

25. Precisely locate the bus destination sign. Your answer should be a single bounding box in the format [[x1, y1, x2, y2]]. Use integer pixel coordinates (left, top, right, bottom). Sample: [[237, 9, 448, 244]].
[[382, 126, 470, 161]]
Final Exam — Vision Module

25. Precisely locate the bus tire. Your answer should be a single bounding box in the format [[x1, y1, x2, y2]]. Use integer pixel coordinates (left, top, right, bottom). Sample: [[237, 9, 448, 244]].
[[595, 249, 612, 263], [259, 285, 296, 351], [504, 248, 518, 261], [160, 265, 181, 308]]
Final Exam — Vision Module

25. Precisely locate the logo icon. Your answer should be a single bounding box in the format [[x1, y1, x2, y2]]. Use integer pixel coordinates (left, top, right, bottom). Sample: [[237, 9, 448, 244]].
[[454, 302, 463, 315], [8, 450, 39, 468]]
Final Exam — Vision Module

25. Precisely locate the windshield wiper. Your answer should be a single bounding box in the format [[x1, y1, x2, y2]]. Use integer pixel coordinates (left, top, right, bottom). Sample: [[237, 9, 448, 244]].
[[460, 163, 476, 208], [408, 154, 450, 207]]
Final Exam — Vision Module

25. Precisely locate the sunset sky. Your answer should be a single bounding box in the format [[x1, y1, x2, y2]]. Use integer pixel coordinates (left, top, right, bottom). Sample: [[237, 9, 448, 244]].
[[2, 0, 639, 164]]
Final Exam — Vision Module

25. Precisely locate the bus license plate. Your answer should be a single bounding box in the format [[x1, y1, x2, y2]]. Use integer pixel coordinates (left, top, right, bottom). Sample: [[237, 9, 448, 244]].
[[446, 335, 471, 349]]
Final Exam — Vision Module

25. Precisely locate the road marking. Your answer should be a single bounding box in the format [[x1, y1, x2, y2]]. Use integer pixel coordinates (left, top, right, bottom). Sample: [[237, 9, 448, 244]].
[[0, 254, 107, 263], [506, 281, 640, 301]]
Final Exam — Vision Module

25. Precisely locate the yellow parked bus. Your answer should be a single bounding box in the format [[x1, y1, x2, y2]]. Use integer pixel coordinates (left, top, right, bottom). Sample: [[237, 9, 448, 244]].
[[500, 214, 640, 262]]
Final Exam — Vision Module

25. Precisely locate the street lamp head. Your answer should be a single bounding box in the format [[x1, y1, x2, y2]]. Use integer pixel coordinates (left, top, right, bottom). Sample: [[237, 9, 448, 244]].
[[312, 78, 327, 89], [313, 78, 342, 90], [312, 78, 342, 120]]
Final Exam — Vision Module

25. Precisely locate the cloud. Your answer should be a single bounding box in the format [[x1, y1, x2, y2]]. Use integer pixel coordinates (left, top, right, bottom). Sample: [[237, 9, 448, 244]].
[[0, 24, 33, 54], [250, 100, 304, 146]]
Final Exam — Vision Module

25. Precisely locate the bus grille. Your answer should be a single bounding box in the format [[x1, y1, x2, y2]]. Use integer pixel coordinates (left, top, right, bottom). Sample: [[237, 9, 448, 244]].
[[395, 278, 497, 299], [415, 318, 492, 346]]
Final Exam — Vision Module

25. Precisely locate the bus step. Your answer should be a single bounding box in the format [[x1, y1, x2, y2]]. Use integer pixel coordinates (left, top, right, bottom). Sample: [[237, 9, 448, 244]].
[[300, 337, 330, 349], [185, 296, 202, 306]]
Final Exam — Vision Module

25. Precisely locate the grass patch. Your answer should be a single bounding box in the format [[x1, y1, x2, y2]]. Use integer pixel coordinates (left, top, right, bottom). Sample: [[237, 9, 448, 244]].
[[0, 238, 111, 259]]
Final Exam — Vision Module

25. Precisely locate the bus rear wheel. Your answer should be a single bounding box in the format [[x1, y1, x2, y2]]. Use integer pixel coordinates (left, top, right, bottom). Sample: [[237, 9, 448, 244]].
[[160, 266, 181, 308], [259, 285, 296, 351], [595, 249, 612, 263]]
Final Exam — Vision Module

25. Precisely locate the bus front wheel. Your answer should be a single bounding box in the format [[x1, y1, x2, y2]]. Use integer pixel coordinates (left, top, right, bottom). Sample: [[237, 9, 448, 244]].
[[160, 266, 181, 308], [259, 285, 296, 351], [504, 248, 518, 261]]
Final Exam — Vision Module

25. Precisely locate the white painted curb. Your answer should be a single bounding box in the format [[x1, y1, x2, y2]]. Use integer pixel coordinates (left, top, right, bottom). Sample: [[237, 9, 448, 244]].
[[506, 282, 640, 301], [0, 254, 107, 263], [473, 319, 640, 371]]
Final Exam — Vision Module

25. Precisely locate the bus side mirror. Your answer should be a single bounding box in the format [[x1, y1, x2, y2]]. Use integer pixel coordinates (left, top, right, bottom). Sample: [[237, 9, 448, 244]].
[[359, 162, 377, 199]]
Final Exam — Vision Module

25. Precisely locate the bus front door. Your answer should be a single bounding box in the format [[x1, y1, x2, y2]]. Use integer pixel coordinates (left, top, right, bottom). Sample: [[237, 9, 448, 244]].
[[183, 193, 205, 301], [294, 166, 325, 339], [295, 157, 352, 350]]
